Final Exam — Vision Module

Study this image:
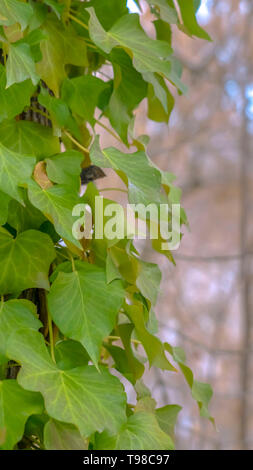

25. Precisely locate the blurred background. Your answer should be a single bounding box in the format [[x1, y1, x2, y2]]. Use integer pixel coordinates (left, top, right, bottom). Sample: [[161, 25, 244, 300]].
[[97, 0, 253, 449]]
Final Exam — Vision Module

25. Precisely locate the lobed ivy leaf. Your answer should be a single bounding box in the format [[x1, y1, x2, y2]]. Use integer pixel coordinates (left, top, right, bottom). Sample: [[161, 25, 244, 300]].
[[6, 42, 40, 88], [146, 73, 175, 123], [0, 120, 60, 159], [0, 64, 35, 123], [90, 136, 163, 208], [44, 419, 87, 450], [48, 260, 125, 366], [126, 304, 176, 371], [88, 8, 186, 93], [38, 89, 81, 139], [37, 18, 88, 96], [156, 404, 182, 438], [136, 259, 162, 307], [95, 411, 174, 450], [0, 141, 35, 203], [146, 0, 178, 24], [46, 150, 83, 190], [61, 75, 109, 125], [7, 329, 127, 438], [7, 189, 46, 234], [0, 0, 33, 31], [0, 299, 41, 365], [44, 0, 64, 20], [177, 0, 211, 40], [0, 379, 44, 450], [90, 0, 128, 30], [0, 229, 55, 294], [165, 343, 215, 424], [105, 323, 145, 384], [28, 180, 81, 248], [107, 49, 147, 143]]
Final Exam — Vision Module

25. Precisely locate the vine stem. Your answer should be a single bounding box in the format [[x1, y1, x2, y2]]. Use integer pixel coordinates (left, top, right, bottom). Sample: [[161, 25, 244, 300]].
[[95, 119, 125, 146], [69, 253, 76, 272], [99, 187, 128, 193], [63, 130, 89, 155], [106, 335, 141, 345], [29, 107, 50, 120], [68, 13, 89, 30], [47, 310, 56, 363]]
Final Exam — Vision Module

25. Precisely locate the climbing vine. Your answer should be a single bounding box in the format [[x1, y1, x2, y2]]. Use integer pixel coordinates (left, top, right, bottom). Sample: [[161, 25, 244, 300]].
[[0, 0, 213, 450]]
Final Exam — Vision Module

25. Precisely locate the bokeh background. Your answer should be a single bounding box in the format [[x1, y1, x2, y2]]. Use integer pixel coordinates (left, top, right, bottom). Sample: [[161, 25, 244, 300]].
[[96, 0, 253, 449]]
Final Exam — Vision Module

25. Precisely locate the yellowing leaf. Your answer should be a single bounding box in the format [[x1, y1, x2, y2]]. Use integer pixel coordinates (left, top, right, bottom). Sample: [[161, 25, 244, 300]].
[[37, 18, 88, 96]]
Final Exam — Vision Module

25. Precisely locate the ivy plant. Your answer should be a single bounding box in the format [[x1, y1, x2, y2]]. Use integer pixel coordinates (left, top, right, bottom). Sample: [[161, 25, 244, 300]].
[[0, 0, 213, 450]]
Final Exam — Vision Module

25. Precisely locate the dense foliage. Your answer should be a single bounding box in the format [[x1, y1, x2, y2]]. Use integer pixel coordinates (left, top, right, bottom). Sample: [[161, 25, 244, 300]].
[[0, 0, 213, 450]]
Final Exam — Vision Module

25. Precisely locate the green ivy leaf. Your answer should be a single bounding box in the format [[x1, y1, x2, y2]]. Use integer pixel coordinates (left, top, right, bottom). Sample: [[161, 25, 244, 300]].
[[38, 90, 81, 139], [126, 304, 176, 371], [0, 64, 35, 123], [91, 0, 128, 30], [7, 189, 46, 234], [0, 299, 41, 365], [46, 150, 83, 190], [0, 191, 10, 226], [6, 42, 40, 88], [165, 343, 214, 424], [177, 0, 211, 40], [44, 419, 87, 450], [146, 0, 178, 24], [48, 261, 125, 366], [0, 229, 55, 294], [116, 323, 145, 384], [37, 18, 88, 96], [44, 0, 64, 20], [107, 49, 147, 143], [146, 73, 175, 123], [0, 0, 33, 31], [136, 259, 162, 307], [7, 329, 127, 438], [0, 379, 44, 450], [0, 141, 35, 203], [90, 136, 162, 207], [156, 404, 182, 438], [61, 75, 109, 124], [0, 120, 60, 159], [88, 8, 186, 92], [28, 180, 81, 248], [54, 340, 89, 371], [95, 411, 174, 450]]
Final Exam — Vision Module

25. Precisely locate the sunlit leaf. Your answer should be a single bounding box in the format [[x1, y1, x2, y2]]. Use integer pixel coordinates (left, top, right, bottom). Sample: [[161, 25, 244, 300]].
[[95, 411, 174, 450], [7, 329, 127, 438], [0, 0, 33, 31]]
